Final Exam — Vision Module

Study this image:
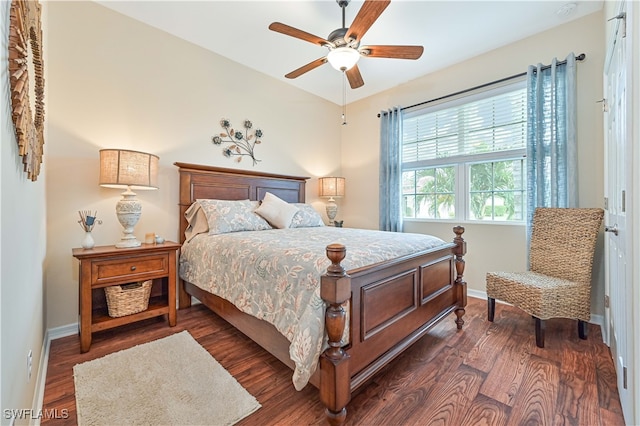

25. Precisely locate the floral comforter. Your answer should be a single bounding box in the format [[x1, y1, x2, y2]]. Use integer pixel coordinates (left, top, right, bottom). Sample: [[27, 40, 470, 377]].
[[179, 227, 446, 390]]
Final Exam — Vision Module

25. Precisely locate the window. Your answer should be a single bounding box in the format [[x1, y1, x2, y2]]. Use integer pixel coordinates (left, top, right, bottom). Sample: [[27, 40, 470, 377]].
[[402, 81, 527, 222]]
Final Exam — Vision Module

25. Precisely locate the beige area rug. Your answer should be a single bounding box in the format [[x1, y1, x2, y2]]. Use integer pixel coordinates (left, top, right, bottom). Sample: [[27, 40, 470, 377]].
[[73, 331, 261, 425]]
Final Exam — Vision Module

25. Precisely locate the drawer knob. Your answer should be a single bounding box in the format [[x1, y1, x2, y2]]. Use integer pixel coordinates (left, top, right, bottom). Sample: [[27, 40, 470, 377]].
[[130, 266, 137, 271]]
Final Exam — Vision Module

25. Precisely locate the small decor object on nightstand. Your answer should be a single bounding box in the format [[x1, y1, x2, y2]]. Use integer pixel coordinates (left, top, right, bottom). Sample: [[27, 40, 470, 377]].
[[212, 118, 263, 166], [144, 232, 155, 244], [78, 210, 102, 249], [99, 149, 159, 248], [319, 176, 345, 225]]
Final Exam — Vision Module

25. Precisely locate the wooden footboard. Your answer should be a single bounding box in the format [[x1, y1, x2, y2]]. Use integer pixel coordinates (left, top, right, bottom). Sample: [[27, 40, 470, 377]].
[[319, 227, 466, 425]]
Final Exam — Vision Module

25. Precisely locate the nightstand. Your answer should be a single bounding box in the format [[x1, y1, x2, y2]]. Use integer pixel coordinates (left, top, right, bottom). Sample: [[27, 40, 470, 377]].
[[72, 241, 181, 353]]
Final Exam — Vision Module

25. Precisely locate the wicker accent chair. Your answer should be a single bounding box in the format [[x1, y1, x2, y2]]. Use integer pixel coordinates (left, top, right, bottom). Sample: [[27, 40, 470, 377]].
[[486, 207, 604, 348]]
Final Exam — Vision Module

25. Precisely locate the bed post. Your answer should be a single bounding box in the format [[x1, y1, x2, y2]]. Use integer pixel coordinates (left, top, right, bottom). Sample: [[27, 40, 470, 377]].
[[178, 278, 191, 309], [453, 226, 467, 329], [320, 244, 351, 426]]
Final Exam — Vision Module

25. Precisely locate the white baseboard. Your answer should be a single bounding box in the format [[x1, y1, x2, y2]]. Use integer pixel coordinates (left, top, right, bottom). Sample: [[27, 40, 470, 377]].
[[30, 331, 49, 426], [47, 323, 78, 341], [30, 323, 77, 426], [590, 314, 605, 342], [467, 288, 487, 300]]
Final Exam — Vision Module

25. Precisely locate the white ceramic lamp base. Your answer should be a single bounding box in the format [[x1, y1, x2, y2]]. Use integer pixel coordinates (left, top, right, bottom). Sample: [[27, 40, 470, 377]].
[[115, 189, 142, 248], [325, 198, 338, 225]]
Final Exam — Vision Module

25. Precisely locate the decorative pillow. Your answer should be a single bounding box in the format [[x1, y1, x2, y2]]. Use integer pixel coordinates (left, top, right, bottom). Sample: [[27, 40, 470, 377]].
[[291, 204, 325, 228], [196, 199, 272, 235], [184, 202, 211, 242], [255, 192, 300, 229]]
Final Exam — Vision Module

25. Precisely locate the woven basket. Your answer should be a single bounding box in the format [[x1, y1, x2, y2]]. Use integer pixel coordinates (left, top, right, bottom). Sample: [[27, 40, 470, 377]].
[[105, 280, 152, 318]]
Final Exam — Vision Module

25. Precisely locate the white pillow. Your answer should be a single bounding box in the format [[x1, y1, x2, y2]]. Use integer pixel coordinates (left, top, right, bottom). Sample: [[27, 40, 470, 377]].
[[255, 192, 299, 229]]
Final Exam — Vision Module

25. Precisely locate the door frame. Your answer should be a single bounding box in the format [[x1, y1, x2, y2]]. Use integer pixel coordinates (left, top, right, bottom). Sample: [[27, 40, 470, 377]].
[[629, 0, 640, 422], [604, 1, 638, 424]]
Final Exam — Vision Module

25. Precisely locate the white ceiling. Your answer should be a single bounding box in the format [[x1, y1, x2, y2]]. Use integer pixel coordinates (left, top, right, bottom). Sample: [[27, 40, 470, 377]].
[[95, 0, 603, 105]]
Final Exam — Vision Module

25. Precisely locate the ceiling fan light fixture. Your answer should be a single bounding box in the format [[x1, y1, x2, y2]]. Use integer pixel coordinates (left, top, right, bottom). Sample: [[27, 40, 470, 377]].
[[327, 47, 360, 71]]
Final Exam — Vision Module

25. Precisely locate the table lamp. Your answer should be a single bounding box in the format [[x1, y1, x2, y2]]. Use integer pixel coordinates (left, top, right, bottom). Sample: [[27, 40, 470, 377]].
[[318, 176, 345, 225], [99, 149, 158, 248]]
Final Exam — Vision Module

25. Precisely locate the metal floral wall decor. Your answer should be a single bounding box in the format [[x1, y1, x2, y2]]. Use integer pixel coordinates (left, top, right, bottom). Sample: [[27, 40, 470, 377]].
[[212, 118, 263, 166]]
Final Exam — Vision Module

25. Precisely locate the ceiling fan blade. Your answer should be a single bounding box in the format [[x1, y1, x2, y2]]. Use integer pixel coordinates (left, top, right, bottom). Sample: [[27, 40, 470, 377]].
[[362, 45, 424, 60], [346, 65, 364, 89], [285, 57, 328, 79], [269, 22, 329, 47], [344, 0, 391, 43]]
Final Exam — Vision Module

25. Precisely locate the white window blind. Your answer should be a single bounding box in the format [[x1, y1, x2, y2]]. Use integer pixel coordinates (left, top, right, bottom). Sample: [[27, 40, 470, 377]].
[[402, 86, 527, 166]]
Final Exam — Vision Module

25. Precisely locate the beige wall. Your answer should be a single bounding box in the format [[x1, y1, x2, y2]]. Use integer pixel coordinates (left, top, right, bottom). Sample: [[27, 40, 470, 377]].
[[1, 0, 47, 419], [340, 11, 607, 314], [44, 1, 341, 328]]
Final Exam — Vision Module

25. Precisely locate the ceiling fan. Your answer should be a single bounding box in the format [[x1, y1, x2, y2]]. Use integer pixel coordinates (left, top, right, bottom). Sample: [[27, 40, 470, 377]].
[[269, 0, 424, 89]]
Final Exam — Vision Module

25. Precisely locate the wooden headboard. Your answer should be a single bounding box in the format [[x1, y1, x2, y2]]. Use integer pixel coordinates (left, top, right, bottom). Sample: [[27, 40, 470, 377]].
[[175, 162, 309, 243]]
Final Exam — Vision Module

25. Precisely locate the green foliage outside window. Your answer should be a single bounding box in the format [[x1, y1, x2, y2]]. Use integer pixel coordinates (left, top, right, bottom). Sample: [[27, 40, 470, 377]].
[[403, 167, 455, 219], [403, 159, 525, 221], [469, 159, 525, 221]]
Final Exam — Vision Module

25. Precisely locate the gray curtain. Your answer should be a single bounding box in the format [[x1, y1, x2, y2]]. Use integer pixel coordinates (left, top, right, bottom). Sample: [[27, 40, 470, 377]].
[[526, 53, 578, 236], [379, 107, 403, 232]]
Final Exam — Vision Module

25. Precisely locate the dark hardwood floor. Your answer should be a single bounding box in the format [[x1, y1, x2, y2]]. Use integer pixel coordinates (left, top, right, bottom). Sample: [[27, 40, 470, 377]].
[[42, 297, 625, 425]]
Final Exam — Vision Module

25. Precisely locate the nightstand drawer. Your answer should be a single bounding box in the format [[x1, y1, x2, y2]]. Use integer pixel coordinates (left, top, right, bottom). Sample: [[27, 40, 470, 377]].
[[91, 254, 168, 286]]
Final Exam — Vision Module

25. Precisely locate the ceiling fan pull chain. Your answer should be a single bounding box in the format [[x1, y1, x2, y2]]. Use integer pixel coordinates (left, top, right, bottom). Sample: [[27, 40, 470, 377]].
[[342, 71, 348, 125]]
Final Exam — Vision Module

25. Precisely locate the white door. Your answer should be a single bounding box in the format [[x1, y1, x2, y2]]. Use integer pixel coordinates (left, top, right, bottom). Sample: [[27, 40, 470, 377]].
[[604, 2, 634, 423]]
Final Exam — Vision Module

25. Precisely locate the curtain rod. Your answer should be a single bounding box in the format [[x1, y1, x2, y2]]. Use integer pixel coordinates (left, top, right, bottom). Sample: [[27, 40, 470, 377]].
[[378, 53, 586, 117]]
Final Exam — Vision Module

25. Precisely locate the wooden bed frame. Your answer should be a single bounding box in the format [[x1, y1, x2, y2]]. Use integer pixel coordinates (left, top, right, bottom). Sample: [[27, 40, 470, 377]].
[[175, 162, 467, 425]]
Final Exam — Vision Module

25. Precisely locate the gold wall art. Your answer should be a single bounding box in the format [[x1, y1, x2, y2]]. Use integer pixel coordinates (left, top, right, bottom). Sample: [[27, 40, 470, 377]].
[[8, 0, 45, 181]]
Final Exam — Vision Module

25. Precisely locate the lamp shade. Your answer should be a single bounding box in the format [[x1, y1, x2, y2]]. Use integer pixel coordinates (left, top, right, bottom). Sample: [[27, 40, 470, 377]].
[[327, 47, 360, 71], [318, 177, 345, 198], [99, 149, 159, 190]]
